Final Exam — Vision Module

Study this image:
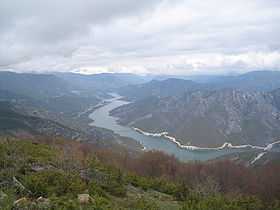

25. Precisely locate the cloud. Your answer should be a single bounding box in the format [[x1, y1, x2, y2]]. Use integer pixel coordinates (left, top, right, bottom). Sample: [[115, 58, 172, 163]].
[[0, 0, 280, 75]]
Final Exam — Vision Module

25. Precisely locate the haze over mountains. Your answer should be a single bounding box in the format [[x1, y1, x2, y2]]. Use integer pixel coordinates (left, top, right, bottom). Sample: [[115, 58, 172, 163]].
[[1, 70, 280, 208], [119, 71, 280, 100], [2, 0, 280, 208], [1, 70, 280, 149], [0, 71, 146, 151], [112, 71, 280, 147]]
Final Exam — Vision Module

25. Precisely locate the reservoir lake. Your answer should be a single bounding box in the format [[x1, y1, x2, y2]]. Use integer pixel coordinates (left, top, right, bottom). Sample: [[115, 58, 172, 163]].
[[89, 95, 259, 161]]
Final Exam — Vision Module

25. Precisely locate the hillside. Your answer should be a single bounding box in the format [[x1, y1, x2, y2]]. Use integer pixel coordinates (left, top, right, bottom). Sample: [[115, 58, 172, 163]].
[[0, 71, 73, 100], [111, 89, 280, 147], [118, 78, 203, 100], [0, 101, 87, 141], [1, 71, 280, 209], [56, 72, 151, 92], [0, 73, 146, 153], [3, 71, 280, 148], [152, 71, 280, 92], [118, 71, 280, 101], [1, 137, 280, 209], [211, 71, 280, 91], [213, 150, 280, 167]]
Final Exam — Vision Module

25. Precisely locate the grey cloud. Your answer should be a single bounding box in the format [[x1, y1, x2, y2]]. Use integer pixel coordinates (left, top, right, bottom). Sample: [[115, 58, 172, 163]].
[[0, 0, 280, 75], [0, 0, 162, 68], [0, 0, 162, 42]]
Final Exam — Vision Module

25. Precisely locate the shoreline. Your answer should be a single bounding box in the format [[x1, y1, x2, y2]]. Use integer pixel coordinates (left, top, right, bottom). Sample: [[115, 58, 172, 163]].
[[88, 94, 280, 162], [133, 127, 280, 152], [91, 95, 280, 153]]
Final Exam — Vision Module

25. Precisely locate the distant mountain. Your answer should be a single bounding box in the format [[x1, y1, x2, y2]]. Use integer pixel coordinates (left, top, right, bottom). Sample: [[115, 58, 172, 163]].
[[0, 101, 86, 140], [56, 72, 151, 92], [118, 78, 204, 100], [0, 96, 143, 153], [208, 71, 280, 92], [0, 89, 28, 101], [0, 72, 143, 151], [3, 70, 280, 148], [152, 74, 231, 84], [118, 71, 280, 101], [146, 71, 280, 92], [0, 71, 74, 100], [0, 71, 101, 121], [112, 88, 280, 147]]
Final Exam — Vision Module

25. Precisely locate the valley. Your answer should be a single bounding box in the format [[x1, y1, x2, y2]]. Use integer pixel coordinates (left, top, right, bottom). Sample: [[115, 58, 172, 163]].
[[89, 94, 275, 161], [2, 71, 280, 163], [2, 1, 280, 208], [1, 71, 280, 209], [114, 86, 280, 148], [0, 0, 280, 210]]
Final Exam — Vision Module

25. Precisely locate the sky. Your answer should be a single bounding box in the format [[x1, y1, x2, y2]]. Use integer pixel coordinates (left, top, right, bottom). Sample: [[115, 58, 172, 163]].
[[0, 0, 280, 75]]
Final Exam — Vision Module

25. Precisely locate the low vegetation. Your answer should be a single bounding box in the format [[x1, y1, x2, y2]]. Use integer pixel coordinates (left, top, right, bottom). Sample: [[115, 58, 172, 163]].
[[0, 137, 280, 209]]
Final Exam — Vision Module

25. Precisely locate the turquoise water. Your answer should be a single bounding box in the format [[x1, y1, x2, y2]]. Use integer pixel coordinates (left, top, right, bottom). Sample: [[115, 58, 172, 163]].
[[89, 96, 258, 161]]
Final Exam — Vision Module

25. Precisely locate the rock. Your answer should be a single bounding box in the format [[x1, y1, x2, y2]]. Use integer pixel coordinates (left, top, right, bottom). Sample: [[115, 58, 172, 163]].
[[37, 196, 50, 204], [78, 194, 92, 204], [36, 196, 51, 208], [13, 197, 28, 206], [31, 164, 54, 172], [31, 165, 45, 172]]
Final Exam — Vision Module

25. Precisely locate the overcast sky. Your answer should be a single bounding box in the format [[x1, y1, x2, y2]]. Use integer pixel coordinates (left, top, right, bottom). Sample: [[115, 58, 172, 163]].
[[1, 0, 280, 75]]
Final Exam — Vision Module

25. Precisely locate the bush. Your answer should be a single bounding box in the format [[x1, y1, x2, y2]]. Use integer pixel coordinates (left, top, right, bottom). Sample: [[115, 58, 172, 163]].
[[133, 197, 159, 210], [127, 174, 151, 191], [127, 174, 179, 197], [101, 179, 126, 197], [0, 190, 15, 210], [23, 170, 86, 197], [89, 181, 107, 198], [89, 164, 127, 197]]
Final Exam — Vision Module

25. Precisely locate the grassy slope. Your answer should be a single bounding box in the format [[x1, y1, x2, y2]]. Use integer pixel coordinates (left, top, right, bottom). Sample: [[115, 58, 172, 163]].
[[1, 138, 279, 209], [0, 138, 180, 210]]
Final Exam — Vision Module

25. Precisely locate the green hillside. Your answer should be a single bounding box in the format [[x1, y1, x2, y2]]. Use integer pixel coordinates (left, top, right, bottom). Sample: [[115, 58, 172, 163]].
[[1, 138, 280, 209], [0, 101, 85, 141]]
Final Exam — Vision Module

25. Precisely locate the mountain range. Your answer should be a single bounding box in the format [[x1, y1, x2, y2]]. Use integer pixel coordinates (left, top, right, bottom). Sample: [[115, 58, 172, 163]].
[[112, 88, 280, 147], [2, 70, 280, 149], [113, 71, 280, 147]]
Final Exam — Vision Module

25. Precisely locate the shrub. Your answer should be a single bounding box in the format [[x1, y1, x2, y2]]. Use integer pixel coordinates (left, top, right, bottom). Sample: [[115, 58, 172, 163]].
[[23, 170, 86, 197], [133, 197, 159, 210], [101, 179, 126, 197], [89, 181, 107, 198]]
